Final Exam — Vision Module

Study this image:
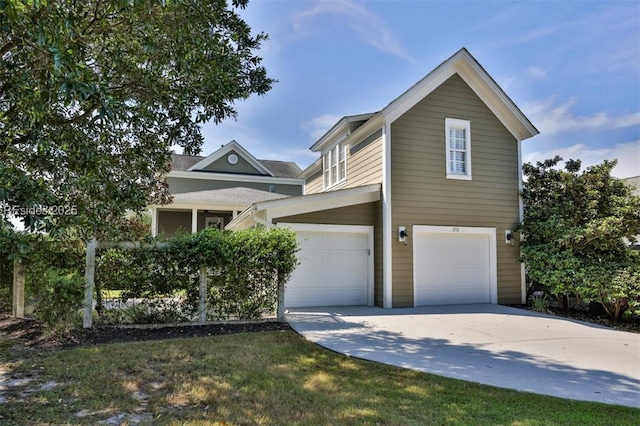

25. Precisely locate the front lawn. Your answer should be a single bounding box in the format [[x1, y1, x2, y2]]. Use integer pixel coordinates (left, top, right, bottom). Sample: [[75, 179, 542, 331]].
[[0, 331, 637, 425]]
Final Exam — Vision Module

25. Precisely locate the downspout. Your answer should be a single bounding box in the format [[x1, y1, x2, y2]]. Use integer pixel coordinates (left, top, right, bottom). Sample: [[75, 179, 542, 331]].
[[382, 121, 393, 309], [517, 138, 526, 304]]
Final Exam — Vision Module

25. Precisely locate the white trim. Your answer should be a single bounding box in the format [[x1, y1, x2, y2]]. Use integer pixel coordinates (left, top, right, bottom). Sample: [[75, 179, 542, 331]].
[[517, 138, 526, 304], [322, 142, 348, 190], [265, 184, 380, 223], [225, 184, 381, 230], [191, 208, 198, 233], [187, 140, 274, 176], [310, 113, 376, 152], [150, 206, 158, 237], [382, 122, 393, 309], [167, 170, 305, 186], [382, 49, 538, 141], [445, 118, 472, 180], [412, 225, 497, 307], [277, 223, 375, 307]]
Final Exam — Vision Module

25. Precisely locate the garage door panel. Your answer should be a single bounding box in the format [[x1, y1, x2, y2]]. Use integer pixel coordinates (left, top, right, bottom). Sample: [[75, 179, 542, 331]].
[[283, 225, 372, 308], [414, 227, 495, 306]]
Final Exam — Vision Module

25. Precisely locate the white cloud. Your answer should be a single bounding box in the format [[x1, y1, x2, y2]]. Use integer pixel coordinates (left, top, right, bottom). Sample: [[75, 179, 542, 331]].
[[303, 114, 342, 141], [527, 66, 549, 79], [523, 97, 640, 136], [292, 0, 413, 63], [523, 141, 640, 178]]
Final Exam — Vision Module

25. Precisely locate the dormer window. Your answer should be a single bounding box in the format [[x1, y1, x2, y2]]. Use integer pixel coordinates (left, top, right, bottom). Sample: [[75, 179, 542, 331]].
[[323, 142, 347, 189]]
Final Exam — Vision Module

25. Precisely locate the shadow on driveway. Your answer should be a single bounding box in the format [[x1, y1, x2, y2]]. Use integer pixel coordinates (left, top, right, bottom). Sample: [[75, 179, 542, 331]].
[[287, 305, 640, 408]]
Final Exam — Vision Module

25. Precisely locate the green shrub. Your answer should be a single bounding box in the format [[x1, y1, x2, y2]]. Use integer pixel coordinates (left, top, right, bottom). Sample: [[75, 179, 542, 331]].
[[95, 227, 299, 324], [33, 270, 84, 330]]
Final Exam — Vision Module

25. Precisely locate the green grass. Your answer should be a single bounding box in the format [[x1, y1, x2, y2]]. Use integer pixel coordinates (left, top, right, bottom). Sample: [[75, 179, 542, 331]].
[[0, 331, 638, 425]]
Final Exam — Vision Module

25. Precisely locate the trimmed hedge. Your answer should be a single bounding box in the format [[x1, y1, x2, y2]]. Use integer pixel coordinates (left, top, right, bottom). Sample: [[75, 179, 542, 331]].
[[96, 227, 299, 323]]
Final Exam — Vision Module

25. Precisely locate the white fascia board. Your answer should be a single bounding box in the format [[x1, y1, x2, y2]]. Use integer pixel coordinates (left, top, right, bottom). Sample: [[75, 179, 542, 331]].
[[455, 59, 538, 140], [384, 66, 456, 124], [299, 158, 322, 180], [167, 170, 305, 186], [265, 184, 381, 222], [310, 113, 378, 152], [187, 140, 274, 176], [382, 49, 538, 141], [225, 206, 255, 230]]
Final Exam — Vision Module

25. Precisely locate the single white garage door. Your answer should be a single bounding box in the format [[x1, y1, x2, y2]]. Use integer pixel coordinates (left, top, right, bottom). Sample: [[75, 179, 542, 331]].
[[280, 223, 373, 308], [413, 226, 497, 306]]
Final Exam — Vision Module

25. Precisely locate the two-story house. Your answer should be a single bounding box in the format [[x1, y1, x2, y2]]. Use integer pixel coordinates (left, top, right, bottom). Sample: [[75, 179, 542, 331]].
[[227, 48, 539, 309]]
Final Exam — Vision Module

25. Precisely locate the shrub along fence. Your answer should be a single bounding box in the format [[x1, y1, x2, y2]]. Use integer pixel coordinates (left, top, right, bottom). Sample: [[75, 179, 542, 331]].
[[4, 227, 298, 330], [84, 227, 299, 328]]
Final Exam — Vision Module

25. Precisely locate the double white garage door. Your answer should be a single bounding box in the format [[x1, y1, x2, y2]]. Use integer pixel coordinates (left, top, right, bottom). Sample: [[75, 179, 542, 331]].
[[282, 223, 496, 308]]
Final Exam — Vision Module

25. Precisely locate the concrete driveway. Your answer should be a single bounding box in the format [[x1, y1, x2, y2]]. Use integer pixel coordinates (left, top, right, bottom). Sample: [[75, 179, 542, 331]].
[[286, 304, 640, 408]]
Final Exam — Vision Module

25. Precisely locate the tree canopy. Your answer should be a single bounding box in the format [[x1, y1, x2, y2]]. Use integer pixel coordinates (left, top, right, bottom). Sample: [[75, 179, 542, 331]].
[[0, 0, 274, 241], [518, 156, 640, 319]]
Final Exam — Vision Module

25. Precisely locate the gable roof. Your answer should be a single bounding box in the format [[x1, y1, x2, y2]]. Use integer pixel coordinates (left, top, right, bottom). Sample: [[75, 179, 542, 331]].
[[308, 48, 538, 156], [171, 154, 205, 172], [171, 187, 289, 207], [383, 48, 538, 140], [169, 141, 302, 178], [187, 140, 274, 176], [259, 160, 302, 178]]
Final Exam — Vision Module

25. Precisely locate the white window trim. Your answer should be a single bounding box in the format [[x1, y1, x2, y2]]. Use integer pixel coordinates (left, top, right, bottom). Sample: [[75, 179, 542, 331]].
[[445, 118, 472, 180], [323, 142, 348, 189]]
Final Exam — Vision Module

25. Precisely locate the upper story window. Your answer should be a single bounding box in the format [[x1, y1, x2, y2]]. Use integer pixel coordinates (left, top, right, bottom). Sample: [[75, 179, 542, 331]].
[[445, 118, 472, 180], [323, 143, 347, 188]]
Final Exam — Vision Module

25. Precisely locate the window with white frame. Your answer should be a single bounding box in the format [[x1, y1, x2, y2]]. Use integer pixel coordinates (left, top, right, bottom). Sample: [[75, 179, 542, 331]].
[[323, 143, 348, 188], [445, 118, 471, 180]]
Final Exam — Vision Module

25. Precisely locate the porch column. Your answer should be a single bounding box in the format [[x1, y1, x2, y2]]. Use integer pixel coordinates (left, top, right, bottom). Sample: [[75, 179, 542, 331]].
[[150, 206, 158, 237], [191, 208, 198, 233]]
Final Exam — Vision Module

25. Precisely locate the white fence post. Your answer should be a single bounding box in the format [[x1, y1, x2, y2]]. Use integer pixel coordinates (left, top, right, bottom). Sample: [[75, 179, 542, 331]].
[[12, 261, 25, 319], [199, 266, 207, 325], [83, 238, 97, 329], [277, 279, 286, 322]]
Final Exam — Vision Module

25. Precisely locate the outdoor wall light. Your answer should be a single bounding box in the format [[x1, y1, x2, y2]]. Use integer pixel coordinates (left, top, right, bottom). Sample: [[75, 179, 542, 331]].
[[505, 230, 514, 245], [399, 226, 408, 245]]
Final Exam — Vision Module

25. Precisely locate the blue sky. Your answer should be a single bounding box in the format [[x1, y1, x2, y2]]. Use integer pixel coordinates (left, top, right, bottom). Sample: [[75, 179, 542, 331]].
[[196, 0, 640, 178]]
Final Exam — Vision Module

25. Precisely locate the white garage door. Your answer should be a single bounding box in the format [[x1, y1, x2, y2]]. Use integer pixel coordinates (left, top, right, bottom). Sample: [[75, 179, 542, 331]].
[[413, 226, 497, 306], [280, 224, 373, 308]]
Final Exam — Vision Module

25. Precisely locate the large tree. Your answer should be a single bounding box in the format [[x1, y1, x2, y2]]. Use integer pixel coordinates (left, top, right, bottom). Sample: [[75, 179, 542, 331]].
[[0, 0, 274, 241], [518, 156, 640, 319]]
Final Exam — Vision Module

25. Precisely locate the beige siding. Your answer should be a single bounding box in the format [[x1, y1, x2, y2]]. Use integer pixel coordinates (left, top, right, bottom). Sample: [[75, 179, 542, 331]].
[[345, 133, 383, 189], [275, 201, 384, 306], [200, 150, 264, 174], [304, 132, 383, 195], [304, 169, 324, 194], [391, 73, 522, 307], [166, 176, 303, 196]]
